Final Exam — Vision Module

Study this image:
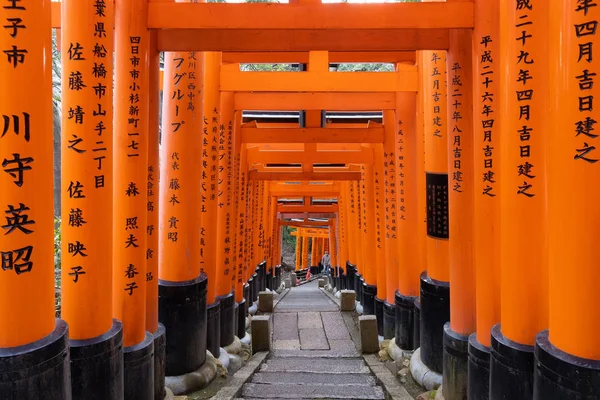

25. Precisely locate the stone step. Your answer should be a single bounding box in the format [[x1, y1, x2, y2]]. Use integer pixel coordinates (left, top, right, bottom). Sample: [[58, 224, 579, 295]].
[[270, 348, 360, 358], [242, 383, 385, 399], [260, 357, 369, 374], [251, 372, 377, 386]]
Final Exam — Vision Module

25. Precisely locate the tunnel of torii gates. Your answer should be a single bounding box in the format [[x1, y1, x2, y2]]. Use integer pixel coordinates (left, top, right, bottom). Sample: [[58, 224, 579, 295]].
[[0, 0, 599, 399]]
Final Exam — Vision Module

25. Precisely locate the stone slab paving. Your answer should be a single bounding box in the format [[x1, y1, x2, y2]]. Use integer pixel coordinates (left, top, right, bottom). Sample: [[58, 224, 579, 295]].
[[241, 280, 388, 399], [272, 313, 298, 340], [251, 372, 376, 386], [299, 327, 329, 350], [242, 383, 385, 399], [297, 312, 323, 329]]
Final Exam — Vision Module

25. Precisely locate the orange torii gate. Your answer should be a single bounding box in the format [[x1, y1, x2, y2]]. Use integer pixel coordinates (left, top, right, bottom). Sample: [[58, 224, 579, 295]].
[[2, 1, 599, 400]]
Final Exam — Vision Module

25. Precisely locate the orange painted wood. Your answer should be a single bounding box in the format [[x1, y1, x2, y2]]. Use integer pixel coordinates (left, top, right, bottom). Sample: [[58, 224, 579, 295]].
[[156, 28, 450, 53], [60, 0, 114, 341], [548, 0, 600, 360], [223, 51, 416, 64], [422, 48, 449, 283], [499, 0, 548, 346], [472, 0, 500, 348], [158, 51, 202, 284], [382, 111, 398, 304], [249, 171, 360, 181], [0, 0, 55, 347], [201, 51, 222, 304], [146, 31, 160, 334], [360, 163, 376, 285], [241, 127, 384, 144], [277, 205, 339, 213], [395, 93, 420, 298], [147, 2, 474, 30], [216, 91, 235, 296], [113, 0, 150, 347], [221, 71, 417, 93], [246, 149, 372, 164], [234, 92, 396, 112], [373, 144, 386, 298], [447, 29, 475, 336]]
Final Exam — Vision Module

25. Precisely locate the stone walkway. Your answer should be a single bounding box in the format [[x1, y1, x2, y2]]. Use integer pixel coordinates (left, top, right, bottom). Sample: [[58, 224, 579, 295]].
[[241, 281, 385, 399]]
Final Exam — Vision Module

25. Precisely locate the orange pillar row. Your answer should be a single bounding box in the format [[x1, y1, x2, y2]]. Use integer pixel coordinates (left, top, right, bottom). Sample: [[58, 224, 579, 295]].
[[417, 47, 450, 375], [146, 30, 161, 338], [60, 0, 124, 394], [469, 1, 501, 398], [158, 48, 206, 378], [0, 0, 71, 396], [310, 236, 317, 267], [383, 111, 398, 308], [302, 232, 309, 272], [360, 161, 377, 315], [492, 1, 549, 397], [215, 90, 236, 347], [234, 118, 246, 305], [113, 0, 155, 395], [536, 2, 600, 397], [394, 92, 420, 350], [330, 221, 338, 271], [338, 193, 348, 272], [353, 180, 364, 288], [202, 51, 223, 359], [295, 233, 302, 271], [442, 27, 476, 400], [373, 143, 387, 334]]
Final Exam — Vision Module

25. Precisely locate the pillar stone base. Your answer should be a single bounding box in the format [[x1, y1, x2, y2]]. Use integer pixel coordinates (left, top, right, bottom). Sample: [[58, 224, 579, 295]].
[[159, 275, 207, 376], [468, 334, 490, 400], [124, 332, 154, 400], [375, 297, 384, 336], [362, 283, 377, 316], [490, 323, 534, 400], [0, 319, 71, 400], [290, 273, 297, 287], [236, 299, 247, 340], [533, 329, 600, 400], [70, 319, 124, 400], [414, 297, 421, 350], [207, 301, 221, 358], [153, 323, 167, 400], [442, 322, 469, 400], [395, 291, 417, 350], [217, 293, 235, 348], [420, 271, 450, 374], [383, 301, 395, 340]]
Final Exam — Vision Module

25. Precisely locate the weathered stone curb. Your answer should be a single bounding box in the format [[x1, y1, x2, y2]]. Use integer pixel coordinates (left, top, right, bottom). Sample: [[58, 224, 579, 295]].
[[319, 286, 341, 307], [211, 351, 269, 400], [410, 348, 442, 391], [164, 350, 218, 395], [363, 354, 414, 400]]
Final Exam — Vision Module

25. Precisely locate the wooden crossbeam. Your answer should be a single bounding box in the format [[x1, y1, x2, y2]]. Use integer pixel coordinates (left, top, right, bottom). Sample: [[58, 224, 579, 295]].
[[280, 220, 331, 227], [249, 170, 360, 181], [223, 51, 416, 64], [156, 28, 450, 52], [246, 149, 372, 164], [278, 204, 340, 213], [241, 127, 384, 144], [235, 92, 395, 111], [221, 70, 417, 93], [146, 3, 474, 30]]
